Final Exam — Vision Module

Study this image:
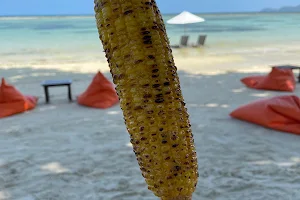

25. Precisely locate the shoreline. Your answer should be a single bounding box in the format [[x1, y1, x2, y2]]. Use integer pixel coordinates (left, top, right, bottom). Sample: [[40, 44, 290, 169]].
[[1, 45, 300, 76]]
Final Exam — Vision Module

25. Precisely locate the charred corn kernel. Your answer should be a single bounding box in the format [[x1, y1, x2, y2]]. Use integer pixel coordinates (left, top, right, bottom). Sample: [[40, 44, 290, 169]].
[[94, 0, 198, 199]]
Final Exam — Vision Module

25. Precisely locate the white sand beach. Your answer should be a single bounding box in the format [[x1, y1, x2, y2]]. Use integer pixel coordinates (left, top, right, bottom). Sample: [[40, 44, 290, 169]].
[[1, 47, 300, 200]]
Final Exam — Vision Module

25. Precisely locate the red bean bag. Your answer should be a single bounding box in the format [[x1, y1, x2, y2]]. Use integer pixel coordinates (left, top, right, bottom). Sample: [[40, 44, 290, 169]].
[[0, 78, 38, 118], [77, 71, 119, 109], [230, 95, 300, 135], [241, 67, 296, 92]]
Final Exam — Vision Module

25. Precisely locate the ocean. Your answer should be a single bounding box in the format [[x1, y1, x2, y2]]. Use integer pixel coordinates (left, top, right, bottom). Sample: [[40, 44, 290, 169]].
[[1, 13, 300, 66]]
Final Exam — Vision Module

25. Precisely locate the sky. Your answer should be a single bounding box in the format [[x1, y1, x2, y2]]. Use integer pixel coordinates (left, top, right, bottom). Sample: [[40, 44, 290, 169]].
[[0, 0, 299, 16]]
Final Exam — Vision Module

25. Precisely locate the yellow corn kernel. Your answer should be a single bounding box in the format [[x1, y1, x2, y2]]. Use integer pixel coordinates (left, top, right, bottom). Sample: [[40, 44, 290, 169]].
[[94, 0, 198, 199]]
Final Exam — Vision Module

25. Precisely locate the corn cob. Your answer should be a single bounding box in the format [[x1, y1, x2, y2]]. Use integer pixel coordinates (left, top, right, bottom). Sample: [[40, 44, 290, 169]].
[[94, 0, 198, 199]]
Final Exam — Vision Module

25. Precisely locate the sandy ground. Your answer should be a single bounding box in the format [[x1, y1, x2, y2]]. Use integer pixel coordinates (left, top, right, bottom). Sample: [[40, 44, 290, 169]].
[[1, 54, 300, 200]]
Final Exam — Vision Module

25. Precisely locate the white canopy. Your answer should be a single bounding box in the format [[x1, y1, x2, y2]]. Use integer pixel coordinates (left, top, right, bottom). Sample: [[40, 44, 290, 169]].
[[167, 11, 205, 25]]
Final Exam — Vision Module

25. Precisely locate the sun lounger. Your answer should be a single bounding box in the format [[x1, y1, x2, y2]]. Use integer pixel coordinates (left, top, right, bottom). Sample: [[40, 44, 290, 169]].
[[170, 35, 189, 48], [241, 67, 296, 92], [271, 65, 300, 82], [192, 35, 207, 47]]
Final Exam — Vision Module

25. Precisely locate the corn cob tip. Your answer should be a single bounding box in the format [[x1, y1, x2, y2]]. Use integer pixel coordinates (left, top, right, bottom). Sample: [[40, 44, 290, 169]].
[[162, 196, 192, 200]]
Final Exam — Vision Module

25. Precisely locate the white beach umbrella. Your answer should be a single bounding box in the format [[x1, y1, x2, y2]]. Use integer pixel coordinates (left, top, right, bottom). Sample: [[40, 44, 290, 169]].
[[167, 11, 205, 35]]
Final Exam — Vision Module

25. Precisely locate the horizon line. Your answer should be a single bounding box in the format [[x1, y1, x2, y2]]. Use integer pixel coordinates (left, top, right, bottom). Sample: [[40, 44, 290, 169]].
[[1, 10, 299, 17]]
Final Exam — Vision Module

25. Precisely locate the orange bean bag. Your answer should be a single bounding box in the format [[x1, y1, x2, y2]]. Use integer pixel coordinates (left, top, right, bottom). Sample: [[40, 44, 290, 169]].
[[77, 71, 119, 109], [0, 78, 38, 118], [241, 67, 296, 92], [230, 95, 300, 135]]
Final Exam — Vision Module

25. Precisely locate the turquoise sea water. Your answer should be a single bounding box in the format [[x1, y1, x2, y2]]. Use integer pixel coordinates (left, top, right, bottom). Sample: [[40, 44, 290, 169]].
[[1, 13, 300, 64]]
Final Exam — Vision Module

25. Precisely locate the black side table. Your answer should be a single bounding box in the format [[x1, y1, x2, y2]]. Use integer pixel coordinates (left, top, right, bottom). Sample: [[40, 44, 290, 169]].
[[41, 80, 73, 103]]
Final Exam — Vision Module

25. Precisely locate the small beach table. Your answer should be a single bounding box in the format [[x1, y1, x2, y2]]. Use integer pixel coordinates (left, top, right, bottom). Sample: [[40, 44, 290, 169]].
[[41, 80, 73, 103], [272, 65, 300, 83]]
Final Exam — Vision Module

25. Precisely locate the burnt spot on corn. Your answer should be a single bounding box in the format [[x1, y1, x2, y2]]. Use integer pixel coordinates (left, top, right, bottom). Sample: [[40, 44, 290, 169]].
[[152, 25, 159, 30], [134, 106, 143, 110], [155, 98, 164, 103], [156, 93, 163, 98], [171, 134, 178, 140], [112, 74, 124, 80], [152, 69, 159, 73], [143, 34, 152, 44], [143, 40, 152, 44], [152, 84, 160, 88], [144, 94, 152, 98], [158, 110, 165, 116], [94, 3, 100, 11], [124, 10, 133, 15], [124, 54, 131, 59], [142, 31, 151, 35], [112, 46, 118, 52], [99, 1, 107, 8], [143, 35, 152, 40], [134, 59, 144, 64]]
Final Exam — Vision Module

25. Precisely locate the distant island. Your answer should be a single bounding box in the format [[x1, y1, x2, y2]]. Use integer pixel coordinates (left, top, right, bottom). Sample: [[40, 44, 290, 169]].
[[261, 4, 300, 12]]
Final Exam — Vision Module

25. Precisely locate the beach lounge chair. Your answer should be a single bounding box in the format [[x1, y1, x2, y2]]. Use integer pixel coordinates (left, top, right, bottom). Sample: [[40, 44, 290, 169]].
[[241, 67, 296, 92], [230, 95, 300, 135], [271, 65, 300, 83], [192, 35, 207, 47], [77, 71, 119, 109], [170, 35, 189, 48], [0, 78, 38, 118]]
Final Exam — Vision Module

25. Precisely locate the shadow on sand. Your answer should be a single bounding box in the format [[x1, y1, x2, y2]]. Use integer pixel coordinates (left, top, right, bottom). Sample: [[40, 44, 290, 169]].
[[0, 66, 300, 200]]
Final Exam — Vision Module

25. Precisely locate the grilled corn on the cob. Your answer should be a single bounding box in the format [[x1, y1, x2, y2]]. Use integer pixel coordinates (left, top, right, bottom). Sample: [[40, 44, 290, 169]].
[[94, 0, 198, 199]]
